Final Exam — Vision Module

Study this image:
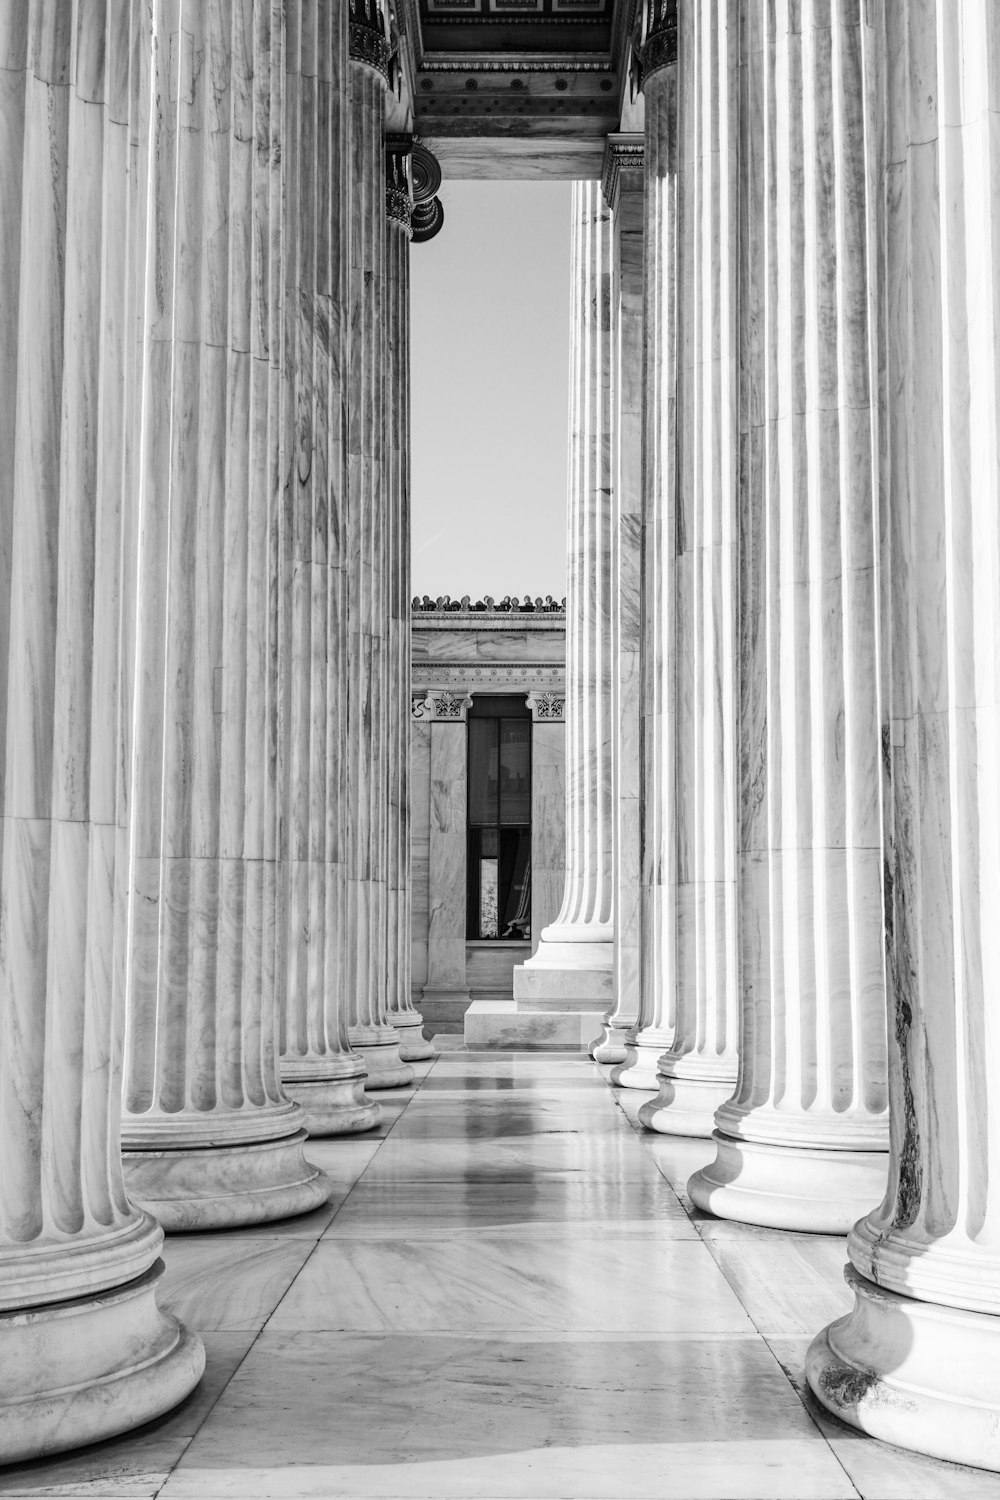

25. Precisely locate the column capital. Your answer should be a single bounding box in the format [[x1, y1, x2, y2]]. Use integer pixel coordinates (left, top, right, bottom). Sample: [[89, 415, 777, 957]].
[[386, 134, 413, 236], [526, 690, 565, 723], [639, 0, 677, 87], [412, 690, 473, 722], [349, 0, 392, 83], [410, 141, 445, 244], [602, 132, 644, 212]]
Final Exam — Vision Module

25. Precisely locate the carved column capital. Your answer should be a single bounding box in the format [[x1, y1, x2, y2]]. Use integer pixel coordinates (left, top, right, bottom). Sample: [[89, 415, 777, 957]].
[[526, 690, 566, 723], [349, 0, 392, 82], [412, 690, 473, 722], [639, 0, 677, 87], [386, 133, 413, 236], [409, 141, 445, 243], [602, 133, 644, 213]]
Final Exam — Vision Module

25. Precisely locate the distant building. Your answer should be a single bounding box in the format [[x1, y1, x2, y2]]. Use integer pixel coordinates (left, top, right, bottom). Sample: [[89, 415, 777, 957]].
[[410, 595, 566, 1034]]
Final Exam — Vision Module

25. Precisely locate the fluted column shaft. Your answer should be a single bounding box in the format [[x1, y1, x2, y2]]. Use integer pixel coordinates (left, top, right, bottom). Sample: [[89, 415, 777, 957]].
[[276, 0, 380, 1135], [384, 143, 433, 1062], [515, 181, 615, 1021], [808, 1, 1000, 1469], [592, 138, 645, 1065], [343, 43, 413, 1088], [120, 0, 330, 1229], [689, 0, 888, 1231], [0, 0, 203, 1458], [612, 53, 679, 1089], [640, 0, 740, 1135]]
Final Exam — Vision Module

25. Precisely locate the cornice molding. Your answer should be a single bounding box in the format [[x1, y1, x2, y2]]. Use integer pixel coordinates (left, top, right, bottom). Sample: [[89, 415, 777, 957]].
[[601, 131, 643, 209], [412, 593, 566, 614]]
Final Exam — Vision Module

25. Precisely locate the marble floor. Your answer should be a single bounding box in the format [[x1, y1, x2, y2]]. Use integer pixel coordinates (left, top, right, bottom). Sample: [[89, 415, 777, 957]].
[[4, 1049, 999, 1499]]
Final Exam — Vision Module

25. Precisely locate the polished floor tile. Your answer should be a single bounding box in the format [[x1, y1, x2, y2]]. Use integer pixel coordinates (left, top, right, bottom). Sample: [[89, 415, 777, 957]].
[[322, 1173, 696, 1237], [157, 1235, 315, 1331], [703, 1232, 854, 1335], [268, 1234, 752, 1333], [360, 1132, 661, 1181], [159, 1331, 856, 1499]]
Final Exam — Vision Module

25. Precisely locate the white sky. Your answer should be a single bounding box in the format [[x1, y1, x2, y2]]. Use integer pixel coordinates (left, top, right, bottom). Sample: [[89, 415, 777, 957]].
[[410, 180, 571, 602]]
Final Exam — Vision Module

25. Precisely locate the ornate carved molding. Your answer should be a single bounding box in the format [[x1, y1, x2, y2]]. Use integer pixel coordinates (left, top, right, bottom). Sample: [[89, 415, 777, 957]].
[[411, 690, 474, 722], [639, 0, 677, 85], [602, 132, 644, 212], [413, 664, 566, 690], [412, 593, 566, 614], [526, 691, 566, 722]]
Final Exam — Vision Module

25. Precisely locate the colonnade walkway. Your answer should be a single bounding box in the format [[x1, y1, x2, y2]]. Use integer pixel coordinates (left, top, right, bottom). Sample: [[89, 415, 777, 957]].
[[3, 1049, 997, 1499]]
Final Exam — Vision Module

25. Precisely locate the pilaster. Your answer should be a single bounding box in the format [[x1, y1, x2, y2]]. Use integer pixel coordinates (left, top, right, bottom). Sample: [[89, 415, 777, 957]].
[[689, 0, 888, 1230], [512, 179, 615, 1028], [807, 1, 1000, 1468], [120, 0, 332, 1229], [0, 1, 204, 1457], [276, 0, 381, 1136], [417, 691, 474, 1022]]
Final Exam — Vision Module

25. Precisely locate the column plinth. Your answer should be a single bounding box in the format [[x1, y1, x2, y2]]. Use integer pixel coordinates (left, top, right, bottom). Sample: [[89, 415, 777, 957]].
[[0, 2, 203, 1454], [513, 180, 614, 1032], [688, 1, 888, 1226], [120, 0, 332, 1227], [807, 0, 1000, 1468]]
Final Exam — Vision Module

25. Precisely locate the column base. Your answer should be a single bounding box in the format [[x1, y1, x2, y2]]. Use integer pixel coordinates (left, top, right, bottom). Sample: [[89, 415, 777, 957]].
[[282, 1076, 382, 1137], [512, 961, 612, 1013], [122, 1129, 333, 1232], [349, 1027, 415, 1089], [688, 1131, 889, 1233], [391, 1010, 436, 1062], [807, 1265, 1000, 1472], [637, 1070, 735, 1138], [589, 1018, 635, 1064], [610, 1031, 672, 1091], [0, 1261, 205, 1465]]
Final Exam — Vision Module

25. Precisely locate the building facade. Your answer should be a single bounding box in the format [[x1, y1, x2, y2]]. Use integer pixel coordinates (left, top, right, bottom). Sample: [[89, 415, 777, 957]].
[[410, 596, 566, 1036]]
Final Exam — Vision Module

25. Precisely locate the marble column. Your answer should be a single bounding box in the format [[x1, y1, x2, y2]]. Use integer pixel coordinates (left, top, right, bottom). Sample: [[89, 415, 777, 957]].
[[639, 0, 740, 1136], [343, 23, 413, 1089], [384, 138, 433, 1062], [591, 136, 646, 1065], [277, 0, 381, 1135], [120, 0, 332, 1229], [418, 692, 473, 1017], [611, 25, 679, 1091], [807, 1, 1000, 1468], [689, 0, 888, 1230], [526, 693, 567, 941], [0, 1, 204, 1457], [514, 180, 614, 1024]]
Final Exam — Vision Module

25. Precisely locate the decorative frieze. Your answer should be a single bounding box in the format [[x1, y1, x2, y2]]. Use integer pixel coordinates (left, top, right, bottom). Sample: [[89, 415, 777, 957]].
[[412, 594, 566, 614]]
